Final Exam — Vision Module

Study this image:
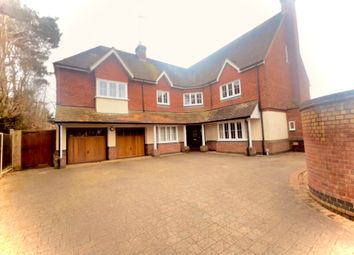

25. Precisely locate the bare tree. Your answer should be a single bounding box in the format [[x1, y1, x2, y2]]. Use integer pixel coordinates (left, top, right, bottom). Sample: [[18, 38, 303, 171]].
[[0, 0, 61, 132]]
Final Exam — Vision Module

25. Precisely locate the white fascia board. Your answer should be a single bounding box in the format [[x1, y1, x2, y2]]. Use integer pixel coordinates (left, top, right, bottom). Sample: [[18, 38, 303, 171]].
[[216, 59, 241, 82], [89, 48, 134, 78], [156, 71, 174, 87]]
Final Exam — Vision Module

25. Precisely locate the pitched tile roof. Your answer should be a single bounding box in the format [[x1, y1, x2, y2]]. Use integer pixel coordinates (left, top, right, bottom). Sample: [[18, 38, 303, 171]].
[[55, 100, 258, 124], [54, 13, 283, 88]]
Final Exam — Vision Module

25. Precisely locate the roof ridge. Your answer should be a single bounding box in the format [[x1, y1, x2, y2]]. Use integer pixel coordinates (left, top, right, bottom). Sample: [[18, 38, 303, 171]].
[[114, 48, 189, 71], [54, 45, 110, 65]]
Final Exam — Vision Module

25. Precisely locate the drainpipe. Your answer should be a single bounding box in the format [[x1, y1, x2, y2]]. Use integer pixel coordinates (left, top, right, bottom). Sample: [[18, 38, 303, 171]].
[[58, 123, 61, 168], [246, 119, 250, 156], [209, 84, 213, 109], [141, 83, 145, 112], [256, 67, 266, 155]]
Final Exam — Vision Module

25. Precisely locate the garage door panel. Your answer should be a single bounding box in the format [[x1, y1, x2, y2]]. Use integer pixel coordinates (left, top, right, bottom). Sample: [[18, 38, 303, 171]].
[[68, 136, 106, 164], [116, 128, 145, 158]]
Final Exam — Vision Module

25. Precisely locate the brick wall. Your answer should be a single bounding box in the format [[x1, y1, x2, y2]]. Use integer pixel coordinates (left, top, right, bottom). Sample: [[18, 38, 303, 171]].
[[206, 141, 216, 151], [95, 55, 129, 82], [145, 143, 182, 155], [262, 21, 310, 111], [301, 90, 354, 216], [286, 108, 303, 141], [108, 147, 117, 160], [56, 68, 95, 107], [215, 141, 248, 154]]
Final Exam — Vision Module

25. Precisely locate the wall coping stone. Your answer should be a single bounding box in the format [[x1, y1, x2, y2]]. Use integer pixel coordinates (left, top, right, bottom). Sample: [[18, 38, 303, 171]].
[[300, 89, 354, 111]]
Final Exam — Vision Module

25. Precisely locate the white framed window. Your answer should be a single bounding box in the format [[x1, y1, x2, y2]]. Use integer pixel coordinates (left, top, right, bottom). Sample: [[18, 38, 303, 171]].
[[96, 79, 127, 99], [158, 126, 178, 143], [218, 120, 246, 141], [157, 90, 170, 105], [183, 92, 203, 106], [220, 80, 241, 100], [288, 121, 296, 131]]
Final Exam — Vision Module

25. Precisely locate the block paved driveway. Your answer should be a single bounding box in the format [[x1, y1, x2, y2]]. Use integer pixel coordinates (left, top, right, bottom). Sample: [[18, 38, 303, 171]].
[[0, 152, 353, 255]]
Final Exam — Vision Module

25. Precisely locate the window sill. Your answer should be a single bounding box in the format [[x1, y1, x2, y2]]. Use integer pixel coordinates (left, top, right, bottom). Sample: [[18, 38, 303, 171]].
[[183, 104, 204, 107], [95, 96, 128, 101], [220, 94, 241, 101], [217, 139, 247, 142], [158, 141, 179, 144]]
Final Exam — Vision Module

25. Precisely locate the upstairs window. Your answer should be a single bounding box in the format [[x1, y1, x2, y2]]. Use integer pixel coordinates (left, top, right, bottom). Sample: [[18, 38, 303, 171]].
[[97, 79, 127, 99], [183, 92, 203, 106], [220, 79, 241, 100], [218, 121, 245, 141], [157, 90, 170, 105]]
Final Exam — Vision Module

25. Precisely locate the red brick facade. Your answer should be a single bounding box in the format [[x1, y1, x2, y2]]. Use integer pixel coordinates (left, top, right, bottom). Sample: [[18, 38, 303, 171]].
[[215, 141, 248, 154], [108, 147, 117, 160], [145, 143, 182, 155], [56, 68, 95, 108], [55, 19, 309, 115], [55, 1, 310, 160], [286, 108, 303, 141], [301, 90, 354, 217]]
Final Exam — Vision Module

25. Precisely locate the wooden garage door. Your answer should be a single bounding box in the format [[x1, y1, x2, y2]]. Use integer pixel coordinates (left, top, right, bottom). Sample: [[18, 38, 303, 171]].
[[67, 128, 107, 164], [116, 128, 145, 158]]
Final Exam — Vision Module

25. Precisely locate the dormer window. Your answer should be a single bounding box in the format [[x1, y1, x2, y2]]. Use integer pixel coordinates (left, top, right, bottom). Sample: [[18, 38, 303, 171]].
[[97, 79, 127, 99], [220, 80, 241, 100]]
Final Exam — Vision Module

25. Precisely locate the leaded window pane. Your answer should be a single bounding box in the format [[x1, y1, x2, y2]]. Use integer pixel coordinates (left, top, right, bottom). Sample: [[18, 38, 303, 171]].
[[237, 122, 243, 138], [224, 123, 229, 139]]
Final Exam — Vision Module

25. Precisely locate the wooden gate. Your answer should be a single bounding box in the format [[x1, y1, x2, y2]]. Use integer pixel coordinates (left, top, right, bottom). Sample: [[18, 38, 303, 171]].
[[116, 128, 145, 158], [21, 130, 56, 169]]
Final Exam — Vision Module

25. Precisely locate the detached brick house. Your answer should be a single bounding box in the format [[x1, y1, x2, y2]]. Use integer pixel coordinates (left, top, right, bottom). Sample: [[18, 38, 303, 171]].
[[54, 0, 310, 166]]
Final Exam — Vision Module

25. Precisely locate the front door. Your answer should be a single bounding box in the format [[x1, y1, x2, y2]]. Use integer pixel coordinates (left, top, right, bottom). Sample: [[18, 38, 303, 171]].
[[187, 125, 202, 150]]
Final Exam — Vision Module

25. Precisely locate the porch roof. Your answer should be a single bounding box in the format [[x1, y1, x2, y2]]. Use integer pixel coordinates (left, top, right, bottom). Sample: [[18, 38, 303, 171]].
[[55, 100, 258, 125]]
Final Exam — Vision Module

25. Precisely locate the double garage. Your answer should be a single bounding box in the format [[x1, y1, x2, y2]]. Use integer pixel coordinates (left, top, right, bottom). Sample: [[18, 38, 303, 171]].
[[67, 128, 145, 164]]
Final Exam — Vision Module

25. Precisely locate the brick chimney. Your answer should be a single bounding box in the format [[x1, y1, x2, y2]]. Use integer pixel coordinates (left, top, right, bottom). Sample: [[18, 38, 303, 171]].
[[280, 0, 302, 104], [135, 44, 147, 61]]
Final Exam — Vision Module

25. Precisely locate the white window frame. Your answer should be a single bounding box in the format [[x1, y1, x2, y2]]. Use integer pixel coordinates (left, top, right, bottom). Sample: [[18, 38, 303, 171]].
[[288, 121, 296, 131], [96, 79, 128, 100], [183, 92, 203, 106], [217, 120, 246, 141], [285, 45, 289, 64], [157, 126, 178, 143], [156, 90, 170, 105], [219, 79, 241, 100]]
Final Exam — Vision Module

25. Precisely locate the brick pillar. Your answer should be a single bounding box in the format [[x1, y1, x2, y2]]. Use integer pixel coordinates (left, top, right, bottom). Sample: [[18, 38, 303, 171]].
[[108, 147, 117, 160], [10, 129, 21, 170]]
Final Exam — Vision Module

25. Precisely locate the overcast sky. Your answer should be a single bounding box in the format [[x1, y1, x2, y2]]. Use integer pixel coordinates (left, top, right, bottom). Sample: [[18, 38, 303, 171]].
[[22, 0, 354, 108]]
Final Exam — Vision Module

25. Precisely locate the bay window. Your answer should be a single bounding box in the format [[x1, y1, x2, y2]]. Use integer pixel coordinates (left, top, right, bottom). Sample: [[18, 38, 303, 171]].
[[97, 79, 127, 99]]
